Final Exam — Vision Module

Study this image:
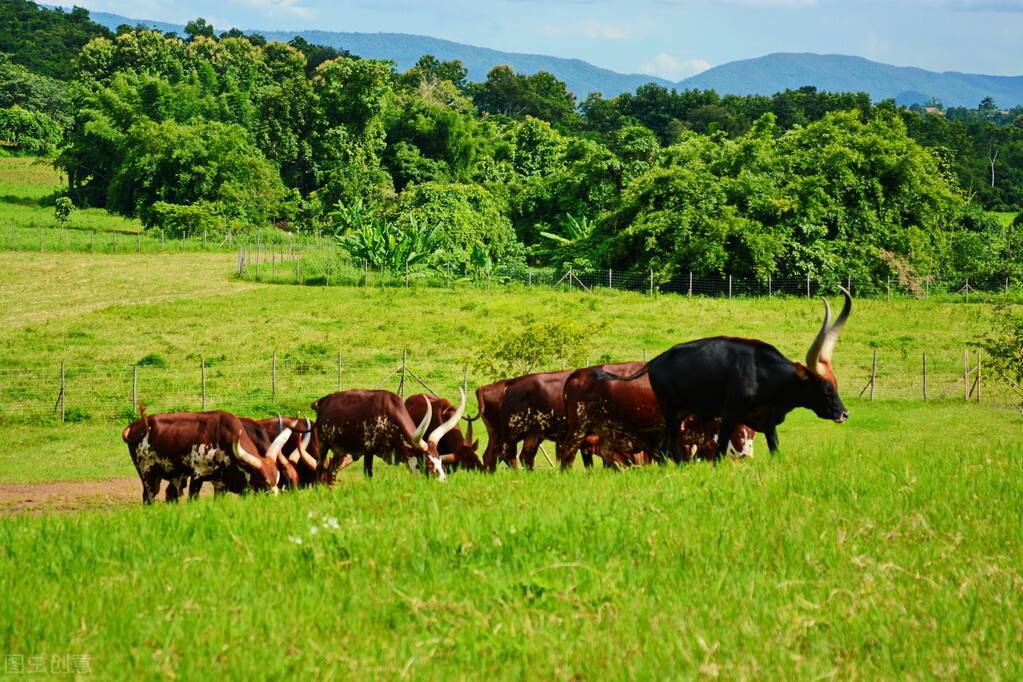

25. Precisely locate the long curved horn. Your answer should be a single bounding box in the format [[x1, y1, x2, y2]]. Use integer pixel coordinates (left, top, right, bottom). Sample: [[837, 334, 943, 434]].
[[296, 430, 318, 470], [805, 298, 832, 373], [819, 286, 852, 366], [265, 427, 293, 464], [428, 388, 467, 447], [232, 432, 265, 470], [411, 396, 432, 450]]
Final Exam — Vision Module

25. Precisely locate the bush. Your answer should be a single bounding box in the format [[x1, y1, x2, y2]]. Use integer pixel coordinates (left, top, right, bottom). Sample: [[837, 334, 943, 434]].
[[472, 319, 595, 380], [387, 182, 523, 272], [0, 105, 62, 154]]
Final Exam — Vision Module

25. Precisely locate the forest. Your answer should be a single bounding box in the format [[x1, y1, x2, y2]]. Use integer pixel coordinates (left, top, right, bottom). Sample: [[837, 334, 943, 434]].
[[1, 0, 1022, 286]]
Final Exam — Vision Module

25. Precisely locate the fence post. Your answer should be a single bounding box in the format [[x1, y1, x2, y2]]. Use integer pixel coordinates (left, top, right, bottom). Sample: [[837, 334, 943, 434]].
[[39, 228, 43, 253], [337, 352, 343, 392], [768, 274, 772, 296], [608, 268, 612, 289], [200, 356, 207, 411], [528, 268, 532, 286], [271, 248, 276, 281], [847, 274, 852, 295], [161, 229, 165, 250], [922, 352, 927, 400], [296, 254, 302, 285], [806, 273, 811, 299], [132, 365, 138, 413], [728, 275, 733, 299], [924, 278, 929, 301], [688, 271, 693, 297], [462, 366, 469, 395], [963, 348, 969, 401], [404, 261, 409, 288], [869, 350, 877, 401], [137, 233, 142, 253], [398, 349, 408, 398], [976, 351, 981, 403], [10, 226, 14, 250], [272, 350, 277, 403], [649, 269, 654, 296], [965, 278, 970, 304], [59, 361, 66, 423]]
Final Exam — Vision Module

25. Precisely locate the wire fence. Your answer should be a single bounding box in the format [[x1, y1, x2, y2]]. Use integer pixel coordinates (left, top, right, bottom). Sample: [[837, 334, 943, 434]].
[[234, 247, 1021, 302], [1, 346, 1013, 430], [6, 223, 1019, 301]]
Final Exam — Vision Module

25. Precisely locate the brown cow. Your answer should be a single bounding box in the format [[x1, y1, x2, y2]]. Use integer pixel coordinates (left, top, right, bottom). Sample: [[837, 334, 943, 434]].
[[253, 416, 320, 488], [312, 389, 466, 482], [494, 370, 574, 471], [122, 409, 289, 504], [561, 363, 756, 469], [406, 394, 482, 472]]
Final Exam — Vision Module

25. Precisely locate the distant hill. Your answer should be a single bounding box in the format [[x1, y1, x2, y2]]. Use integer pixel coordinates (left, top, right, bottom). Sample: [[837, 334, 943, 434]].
[[72, 7, 1023, 107], [681, 53, 1023, 108]]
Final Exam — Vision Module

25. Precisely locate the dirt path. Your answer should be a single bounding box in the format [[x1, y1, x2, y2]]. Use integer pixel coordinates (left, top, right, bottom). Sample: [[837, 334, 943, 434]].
[[0, 477, 146, 513]]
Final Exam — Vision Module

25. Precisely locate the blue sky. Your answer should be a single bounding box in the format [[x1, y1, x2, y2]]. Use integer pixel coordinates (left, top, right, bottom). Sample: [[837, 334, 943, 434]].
[[71, 0, 1023, 78]]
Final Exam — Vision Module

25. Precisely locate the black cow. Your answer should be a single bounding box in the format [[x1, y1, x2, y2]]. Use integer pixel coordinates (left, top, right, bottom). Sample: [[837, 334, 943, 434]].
[[607, 288, 851, 462]]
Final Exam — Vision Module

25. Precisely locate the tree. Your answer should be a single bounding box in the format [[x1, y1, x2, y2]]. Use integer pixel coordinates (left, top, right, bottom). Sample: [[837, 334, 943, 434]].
[[979, 96, 998, 112], [54, 196, 73, 228], [184, 18, 215, 42]]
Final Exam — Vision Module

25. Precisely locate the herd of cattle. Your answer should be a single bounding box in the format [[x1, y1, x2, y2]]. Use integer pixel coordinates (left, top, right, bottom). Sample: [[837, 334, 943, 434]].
[[122, 290, 852, 504]]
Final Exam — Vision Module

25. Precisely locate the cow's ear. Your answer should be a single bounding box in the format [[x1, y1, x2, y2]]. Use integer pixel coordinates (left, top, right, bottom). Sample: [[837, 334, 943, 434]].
[[794, 363, 810, 381]]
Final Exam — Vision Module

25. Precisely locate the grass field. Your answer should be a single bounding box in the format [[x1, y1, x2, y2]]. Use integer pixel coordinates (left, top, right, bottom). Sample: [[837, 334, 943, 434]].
[[2, 169, 1022, 676]]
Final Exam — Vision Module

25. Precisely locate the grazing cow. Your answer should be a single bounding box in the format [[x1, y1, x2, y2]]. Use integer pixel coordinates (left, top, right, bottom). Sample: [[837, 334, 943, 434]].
[[312, 389, 466, 482], [405, 394, 482, 472], [606, 289, 852, 462], [121, 408, 290, 504], [253, 416, 320, 488], [561, 363, 755, 468], [493, 370, 574, 471]]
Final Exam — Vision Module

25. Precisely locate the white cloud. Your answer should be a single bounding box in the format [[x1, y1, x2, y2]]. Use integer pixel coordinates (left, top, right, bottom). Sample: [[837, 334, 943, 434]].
[[640, 53, 711, 80]]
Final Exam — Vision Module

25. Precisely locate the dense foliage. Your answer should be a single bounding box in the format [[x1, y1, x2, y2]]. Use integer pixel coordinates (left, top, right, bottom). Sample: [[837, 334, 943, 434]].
[[0, 1, 111, 80], [1, 6, 1019, 282]]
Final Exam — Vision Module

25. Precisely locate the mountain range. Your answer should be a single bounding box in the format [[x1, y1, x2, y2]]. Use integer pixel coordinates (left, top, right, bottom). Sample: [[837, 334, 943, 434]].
[[81, 8, 1023, 108]]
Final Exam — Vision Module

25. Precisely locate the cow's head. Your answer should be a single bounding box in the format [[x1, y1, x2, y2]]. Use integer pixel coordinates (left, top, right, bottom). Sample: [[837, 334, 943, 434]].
[[799, 287, 852, 423], [289, 418, 321, 486], [232, 427, 291, 493], [412, 390, 468, 481]]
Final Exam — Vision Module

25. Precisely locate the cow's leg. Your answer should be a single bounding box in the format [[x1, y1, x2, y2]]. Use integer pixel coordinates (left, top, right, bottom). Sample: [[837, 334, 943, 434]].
[[189, 477, 204, 500], [714, 419, 739, 461], [764, 426, 779, 455], [165, 476, 187, 502], [363, 452, 374, 479], [519, 436, 540, 470], [661, 409, 685, 464], [140, 469, 161, 505], [556, 436, 578, 471]]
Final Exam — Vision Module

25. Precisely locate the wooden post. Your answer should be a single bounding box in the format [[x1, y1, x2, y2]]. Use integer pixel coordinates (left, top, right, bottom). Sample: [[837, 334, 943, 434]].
[[965, 278, 970, 304], [404, 261, 409, 288], [39, 228, 43, 253], [869, 349, 877, 401], [59, 361, 66, 423], [649, 269, 654, 296], [296, 255, 302, 284], [462, 366, 469, 395], [161, 229, 165, 250], [976, 351, 981, 402], [203, 229, 207, 250], [271, 248, 276, 281], [132, 365, 138, 412], [806, 273, 811, 299], [963, 348, 969, 401], [922, 352, 927, 400], [608, 268, 612, 289], [847, 274, 852, 295], [924, 278, 929, 301], [688, 271, 693, 297], [272, 351, 277, 403], [337, 352, 343, 392], [200, 356, 207, 411], [136, 233, 142, 253], [728, 275, 733, 299], [768, 274, 772, 296], [398, 349, 408, 398]]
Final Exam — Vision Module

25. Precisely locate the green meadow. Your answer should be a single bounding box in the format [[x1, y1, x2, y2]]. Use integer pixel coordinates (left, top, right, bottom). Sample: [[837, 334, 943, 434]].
[[1, 159, 1021, 678]]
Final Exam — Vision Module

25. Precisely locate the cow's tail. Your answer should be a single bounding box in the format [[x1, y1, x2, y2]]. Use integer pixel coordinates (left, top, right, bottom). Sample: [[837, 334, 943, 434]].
[[600, 364, 650, 382], [123, 403, 150, 443]]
